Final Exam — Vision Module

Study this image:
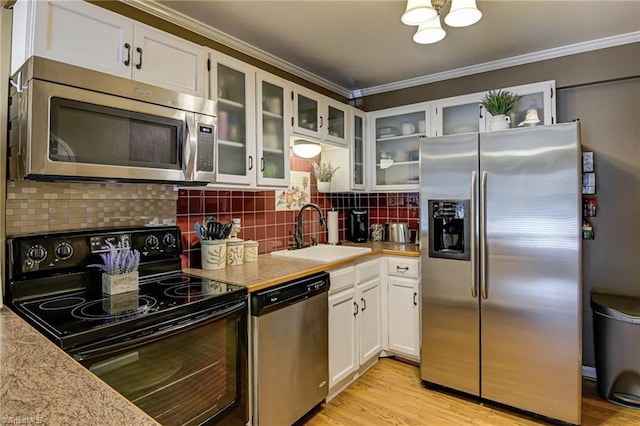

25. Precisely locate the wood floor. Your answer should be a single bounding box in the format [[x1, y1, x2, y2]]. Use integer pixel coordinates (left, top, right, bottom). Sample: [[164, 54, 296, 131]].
[[301, 358, 640, 425]]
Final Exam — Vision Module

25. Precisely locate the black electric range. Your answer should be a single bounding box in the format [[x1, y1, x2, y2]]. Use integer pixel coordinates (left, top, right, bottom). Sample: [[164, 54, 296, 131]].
[[6, 226, 247, 350]]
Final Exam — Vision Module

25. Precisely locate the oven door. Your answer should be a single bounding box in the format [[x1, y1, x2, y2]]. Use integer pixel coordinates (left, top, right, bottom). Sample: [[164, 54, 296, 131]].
[[19, 78, 202, 182], [70, 299, 248, 426]]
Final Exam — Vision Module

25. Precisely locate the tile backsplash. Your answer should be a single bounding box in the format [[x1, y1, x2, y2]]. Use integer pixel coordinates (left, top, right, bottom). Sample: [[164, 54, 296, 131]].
[[5, 181, 178, 236], [177, 155, 419, 267], [4, 170, 419, 270]]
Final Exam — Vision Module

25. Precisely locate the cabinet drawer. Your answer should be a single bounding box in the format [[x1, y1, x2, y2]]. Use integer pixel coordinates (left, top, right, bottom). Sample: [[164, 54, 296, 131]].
[[329, 265, 356, 294], [356, 258, 380, 283], [387, 257, 420, 278]]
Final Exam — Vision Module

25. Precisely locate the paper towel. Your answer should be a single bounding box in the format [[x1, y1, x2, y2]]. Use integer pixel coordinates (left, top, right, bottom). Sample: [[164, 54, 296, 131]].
[[327, 211, 339, 244]]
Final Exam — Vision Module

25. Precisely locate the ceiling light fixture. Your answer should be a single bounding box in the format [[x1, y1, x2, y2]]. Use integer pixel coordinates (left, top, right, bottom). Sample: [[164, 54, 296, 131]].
[[401, 0, 482, 44], [292, 139, 322, 158]]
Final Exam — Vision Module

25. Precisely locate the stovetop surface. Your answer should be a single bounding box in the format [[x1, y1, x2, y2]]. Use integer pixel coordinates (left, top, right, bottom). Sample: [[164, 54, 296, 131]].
[[13, 272, 247, 344]]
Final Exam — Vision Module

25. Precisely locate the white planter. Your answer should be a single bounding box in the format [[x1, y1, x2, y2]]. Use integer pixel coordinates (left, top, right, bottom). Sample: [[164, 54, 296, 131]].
[[201, 240, 226, 270], [317, 181, 332, 193], [490, 114, 511, 131], [102, 271, 139, 295]]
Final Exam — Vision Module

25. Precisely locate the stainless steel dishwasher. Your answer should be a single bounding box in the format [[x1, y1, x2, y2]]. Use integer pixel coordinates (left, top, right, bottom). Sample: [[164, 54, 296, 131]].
[[251, 272, 329, 425]]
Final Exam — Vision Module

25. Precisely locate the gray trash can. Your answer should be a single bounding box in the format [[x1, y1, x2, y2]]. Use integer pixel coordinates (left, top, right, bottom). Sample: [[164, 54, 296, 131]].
[[591, 293, 640, 408]]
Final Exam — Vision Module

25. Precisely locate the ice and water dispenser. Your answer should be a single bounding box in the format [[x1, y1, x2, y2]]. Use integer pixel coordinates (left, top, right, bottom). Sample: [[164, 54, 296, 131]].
[[428, 200, 470, 261]]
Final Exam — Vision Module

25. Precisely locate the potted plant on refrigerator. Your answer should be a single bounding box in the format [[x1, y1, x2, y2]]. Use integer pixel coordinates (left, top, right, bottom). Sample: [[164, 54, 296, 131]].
[[311, 160, 339, 193], [481, 89, 522, 131]]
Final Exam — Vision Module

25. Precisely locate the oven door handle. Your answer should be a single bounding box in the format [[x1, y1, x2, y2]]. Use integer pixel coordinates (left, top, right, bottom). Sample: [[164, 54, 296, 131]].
[[71, 300, 246, 362]]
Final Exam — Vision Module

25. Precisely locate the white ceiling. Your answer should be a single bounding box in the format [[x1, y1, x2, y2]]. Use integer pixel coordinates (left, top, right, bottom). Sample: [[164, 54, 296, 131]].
[[137, 0, 640, 98]]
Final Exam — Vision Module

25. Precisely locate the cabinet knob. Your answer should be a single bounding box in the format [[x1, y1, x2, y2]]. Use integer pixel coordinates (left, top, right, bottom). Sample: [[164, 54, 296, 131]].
[[353, 301, 359, 317], [413, 292, 418, 306], [361, 297, 367, 311]]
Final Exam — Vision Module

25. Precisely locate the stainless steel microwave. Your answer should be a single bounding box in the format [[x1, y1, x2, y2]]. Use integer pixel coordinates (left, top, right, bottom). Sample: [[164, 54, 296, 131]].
[[8, 57, 217, 183]]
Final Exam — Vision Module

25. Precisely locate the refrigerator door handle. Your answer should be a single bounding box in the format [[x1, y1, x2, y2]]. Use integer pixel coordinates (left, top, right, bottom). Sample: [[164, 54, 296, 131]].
[[480, 170, 488, 299], [470, 171, 478, 298]]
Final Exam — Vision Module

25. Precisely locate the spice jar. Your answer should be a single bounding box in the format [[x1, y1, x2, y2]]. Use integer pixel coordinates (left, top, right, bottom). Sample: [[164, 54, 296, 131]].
[[227, 239, 244, 266], [370, 224, 384, 242], [243, 240, 259, 262]]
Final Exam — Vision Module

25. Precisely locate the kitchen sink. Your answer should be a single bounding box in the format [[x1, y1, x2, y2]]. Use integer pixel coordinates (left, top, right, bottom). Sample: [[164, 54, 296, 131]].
[[270, 244, 372, 263]]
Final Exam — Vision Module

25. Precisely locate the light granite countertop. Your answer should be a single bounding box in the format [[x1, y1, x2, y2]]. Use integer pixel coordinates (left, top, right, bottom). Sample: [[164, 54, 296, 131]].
[[185, 241, 420, 292], [0, 241, 419, 423], [0, 307, 159, 426]]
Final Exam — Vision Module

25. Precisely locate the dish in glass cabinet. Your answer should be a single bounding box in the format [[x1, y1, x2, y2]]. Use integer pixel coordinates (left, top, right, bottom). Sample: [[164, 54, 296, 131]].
[[377, 126, 397, 138]]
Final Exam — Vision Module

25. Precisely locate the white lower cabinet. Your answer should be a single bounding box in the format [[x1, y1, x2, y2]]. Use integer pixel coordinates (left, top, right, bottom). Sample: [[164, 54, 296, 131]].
[[386, 256, 421, 361], [328, 259, 382, 396], [328, 255, 421, 399], [387, 277, 420, 359]]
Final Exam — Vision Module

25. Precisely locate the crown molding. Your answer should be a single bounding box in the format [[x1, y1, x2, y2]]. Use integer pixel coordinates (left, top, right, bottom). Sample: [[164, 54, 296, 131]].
[[120, 1, 639, 100], [120, 0, 352, 98], [358, 31, 640, 97]]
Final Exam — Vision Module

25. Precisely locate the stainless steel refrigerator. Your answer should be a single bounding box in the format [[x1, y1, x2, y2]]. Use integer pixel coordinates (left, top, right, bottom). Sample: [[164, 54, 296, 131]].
[[419, 122, 582, 425]]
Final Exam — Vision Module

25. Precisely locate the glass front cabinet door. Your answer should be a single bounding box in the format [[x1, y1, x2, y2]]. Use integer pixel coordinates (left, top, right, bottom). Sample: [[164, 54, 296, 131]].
[[292, 85, 348, 146], [499, 80, 556, 129], [368, 104, 428, 191], [351, 109, 366, 190], [430, 92, 485, 137], [210, 51, 256, 185], [256, 71, 290, 187]]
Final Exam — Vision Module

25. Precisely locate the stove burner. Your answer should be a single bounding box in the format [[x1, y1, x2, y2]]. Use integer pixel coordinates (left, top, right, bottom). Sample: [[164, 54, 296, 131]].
[[157, 275, 192, 286], [40, 296, 86, 311], [71, 295, 158, 320], [164, 281, 228, 299], [164, 284, 204, 299]]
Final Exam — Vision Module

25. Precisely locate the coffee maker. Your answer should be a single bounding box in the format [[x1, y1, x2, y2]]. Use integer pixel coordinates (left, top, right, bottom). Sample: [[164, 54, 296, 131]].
[[347, 209, 368, 242]]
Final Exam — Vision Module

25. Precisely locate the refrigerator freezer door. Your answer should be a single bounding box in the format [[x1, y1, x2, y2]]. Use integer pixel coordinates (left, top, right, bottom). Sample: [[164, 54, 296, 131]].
[[420, 133, 480, 396], [479, 123, 582, 424]]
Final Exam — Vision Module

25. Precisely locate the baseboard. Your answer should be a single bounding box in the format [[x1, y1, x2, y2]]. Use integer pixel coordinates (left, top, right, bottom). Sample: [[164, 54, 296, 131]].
[[582, 366, 597, 380]]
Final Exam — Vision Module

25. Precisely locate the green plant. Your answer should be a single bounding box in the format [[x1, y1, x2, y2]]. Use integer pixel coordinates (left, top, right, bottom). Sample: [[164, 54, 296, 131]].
[[311, 161, 339, 182], [89, 243, 140, 275], [481, 89, 522, 116]]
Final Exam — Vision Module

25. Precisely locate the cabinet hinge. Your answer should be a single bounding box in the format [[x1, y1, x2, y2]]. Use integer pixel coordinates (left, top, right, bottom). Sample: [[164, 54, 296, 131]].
[[207, 58, 211, 72]]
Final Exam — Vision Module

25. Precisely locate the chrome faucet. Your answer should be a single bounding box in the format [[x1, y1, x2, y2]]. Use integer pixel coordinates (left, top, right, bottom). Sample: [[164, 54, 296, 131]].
[[294, 203, 327, 249]]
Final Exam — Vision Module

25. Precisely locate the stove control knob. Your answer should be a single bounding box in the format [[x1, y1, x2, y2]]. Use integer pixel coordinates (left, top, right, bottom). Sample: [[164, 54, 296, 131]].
[[26, 245, 48, 263], [55, 242, 74, 260], [162, 233, 177, 248], [145, 235, 160, 250]]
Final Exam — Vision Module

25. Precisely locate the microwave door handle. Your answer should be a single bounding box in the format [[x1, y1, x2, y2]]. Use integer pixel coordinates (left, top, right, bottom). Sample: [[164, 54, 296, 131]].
[[183, 114, 196, 180]]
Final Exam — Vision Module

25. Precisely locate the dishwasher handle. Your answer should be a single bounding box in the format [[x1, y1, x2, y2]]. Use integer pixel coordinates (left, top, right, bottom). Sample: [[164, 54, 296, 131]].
[[251, 272, 330, 316]]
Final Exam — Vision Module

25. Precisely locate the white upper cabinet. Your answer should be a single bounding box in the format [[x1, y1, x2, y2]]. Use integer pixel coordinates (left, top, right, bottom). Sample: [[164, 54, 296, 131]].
[[131, 24, 206, 96], [430, 92, 485, 137], [500, 80, 556, 129], [292, 85, 349, 146], [12, 0, 206, 97], [367, 103, 428, 191], [430, 80, 556, 136], [209, 50, 257, 185], [256, 70, 291, 187]]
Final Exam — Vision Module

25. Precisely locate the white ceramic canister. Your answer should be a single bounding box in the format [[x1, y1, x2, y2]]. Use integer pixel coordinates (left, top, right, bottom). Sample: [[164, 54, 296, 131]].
[[201, 240, 226, 270], [227, 239, 245, 266], [243, 240, 259, 262]]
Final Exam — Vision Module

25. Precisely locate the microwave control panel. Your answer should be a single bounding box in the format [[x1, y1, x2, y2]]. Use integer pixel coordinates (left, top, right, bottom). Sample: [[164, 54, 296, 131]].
[[196, 124, 215, 172]]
